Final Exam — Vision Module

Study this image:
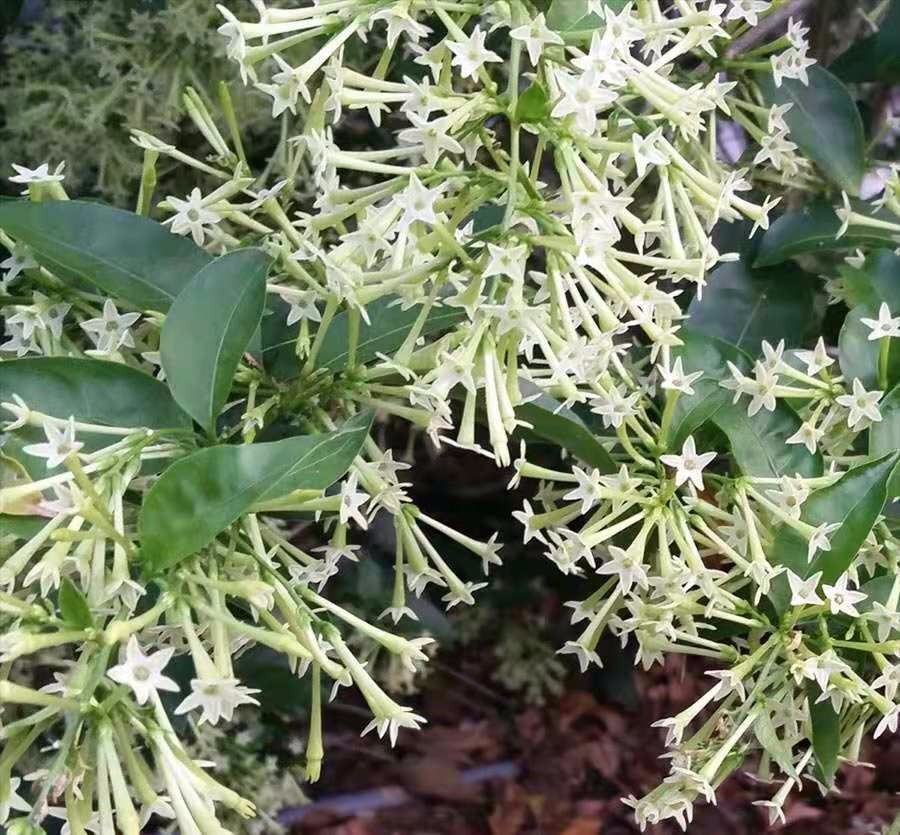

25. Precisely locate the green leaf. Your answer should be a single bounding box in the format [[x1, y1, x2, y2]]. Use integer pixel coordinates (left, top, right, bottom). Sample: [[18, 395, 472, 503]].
[[161, 249, 269, 433], [545, 0, 626, 31], [140, 412, 373, 572], [670, 330, 821, 478], [807, 683, 841, 786], [769, 452, 900, 611], [316, 297, 466, 372], [713, 399, 823, 479], [58, 578, 93, 630], [514, 82, 550, 124], [0, 515, 48, 541], [758, 67, 866, 195], [753, 707, 799, 781], [0, 357, 190, 429], [0, 201, 212, 311], [0, 450, 42, 514], [470, 203, 506, 234], [688, 257, 820, 351], [516, 382, 616, 473], [668, 330, 748, 449], [838, 304, 900, 391], [871, 384, 900, 496], [0, 0, 23, 31], [839, 249, 900, 310], [832, 0, 900, 83], [754, 202, 899, 268]]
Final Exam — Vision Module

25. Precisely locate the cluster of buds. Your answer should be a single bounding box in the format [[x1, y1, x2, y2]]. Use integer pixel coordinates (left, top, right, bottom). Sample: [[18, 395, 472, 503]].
[[1, 0, 900, 832]]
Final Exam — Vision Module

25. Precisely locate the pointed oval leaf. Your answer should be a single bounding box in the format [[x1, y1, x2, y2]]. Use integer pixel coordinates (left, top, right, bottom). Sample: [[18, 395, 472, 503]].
[[870, 384, 900, 496], [516, 382, 616, 473], [0, 357, 190, 429], [161, 249, 269, 433], [668, 329, 748, 450], [769, 452, 900, 611], [712, 399, 823, 479], [514, 81, 550, 124], [839, 249, 900, 310], [758, 67, 866, 195], [258, 296, 465, 380], [670, 330, 822, 478], [753, 707, 800, 781], [807, 683, 841, 787], [58, 577, 93, 630], [688, 258, 821, 350], [754, 202, 899, 268], [839, 304, 900, 391], [0, 515, 48, 541], [139, 411, 373, 572], [0, 201, 212, 311], [315, 297, 466, 372], [546, 0, 626, 32]]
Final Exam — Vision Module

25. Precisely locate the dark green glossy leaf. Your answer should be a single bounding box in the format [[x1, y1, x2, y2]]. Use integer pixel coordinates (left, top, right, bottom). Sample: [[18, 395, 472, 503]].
[[859, 574, 896, 614], [58, 578, 93, 630], [670, 330, 822, 478], [769, 452, 900, 611], [0, 515, 48, 541], [839, 249, 900, 311], [668, 329, 748, 449], [546, 0, 601, 31], [470, 203, 505, 234], [758, 67, 865, 194], [546, 0, 625, 31], [832, 0, 900, 83], [161, 249, 269, 433], [689, 257, 820, 350], [871, 384, 900, 496], [234, 647, 310, 714], [0, 357, 190, 429], [316, 297, 466, 372], [516, 383, 616, 473], [713, 399, 823, 479], [140, 411, 373, 572], [753, 707, 799, 780], [754, 202, 899, 268], [515, 82, 550, 124], [839, 304, 900, 391], [0, 201, 212, 311], [258, 297, 300, 380], [807, 683, 841, 786]]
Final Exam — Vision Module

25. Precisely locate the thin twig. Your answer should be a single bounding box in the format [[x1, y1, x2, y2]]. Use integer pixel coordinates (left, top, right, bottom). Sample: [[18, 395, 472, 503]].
[[726, 0, 816, 58]]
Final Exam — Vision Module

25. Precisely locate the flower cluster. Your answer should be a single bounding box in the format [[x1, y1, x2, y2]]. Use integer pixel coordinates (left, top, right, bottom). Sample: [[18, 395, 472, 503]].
[[1, 1, 900, 833]]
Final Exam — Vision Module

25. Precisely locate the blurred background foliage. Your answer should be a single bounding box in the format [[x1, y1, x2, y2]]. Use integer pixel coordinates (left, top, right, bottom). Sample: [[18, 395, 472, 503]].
[[0, 0, 281, 204]]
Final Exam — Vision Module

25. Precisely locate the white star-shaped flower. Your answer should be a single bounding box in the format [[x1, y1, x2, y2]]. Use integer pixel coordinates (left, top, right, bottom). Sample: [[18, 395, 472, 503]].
[[175, 677, 260, 725], [22, 416, 84, 470], [657, 357, 703, 395], [806, 521, 841, 563], [822, 574, 867, 617], [786, 569, 823, 606], [9, 161, 66, 185], [596, 545, 649, 595], [794, 337, 834, 376], [660, 436, 716, 490], [860, 303, 900, 341], [107, 636, 179, 705], [509, 13, 563, 65], [835, 378, 883, 429], [446, 26, 502, 79]]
